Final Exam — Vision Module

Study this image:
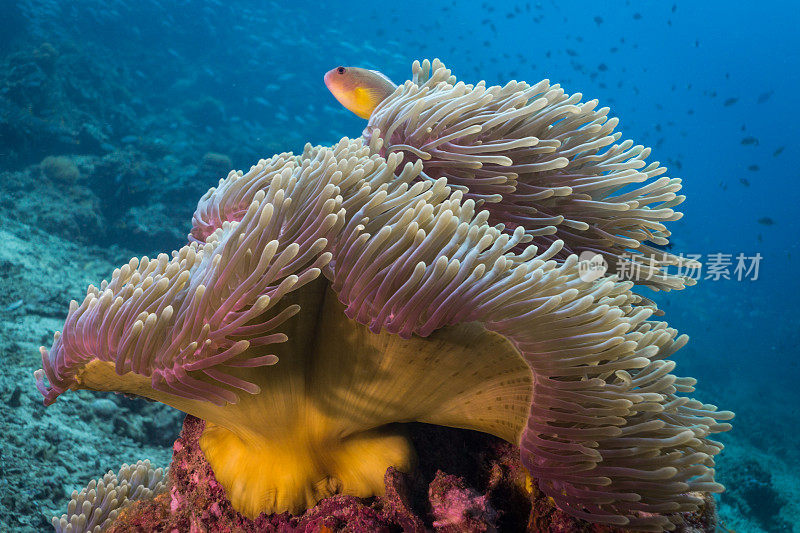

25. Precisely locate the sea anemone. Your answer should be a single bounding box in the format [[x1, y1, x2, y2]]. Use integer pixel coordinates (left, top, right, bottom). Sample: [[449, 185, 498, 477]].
[[363, 59, 692, 290], [36, 143, 533, 518], [36, 63, 732, 530], [52, 460, 167, 533]]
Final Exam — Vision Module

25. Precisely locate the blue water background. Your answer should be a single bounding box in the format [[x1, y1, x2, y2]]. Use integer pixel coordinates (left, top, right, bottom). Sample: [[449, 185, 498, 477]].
[[2, 0, 798, 525]]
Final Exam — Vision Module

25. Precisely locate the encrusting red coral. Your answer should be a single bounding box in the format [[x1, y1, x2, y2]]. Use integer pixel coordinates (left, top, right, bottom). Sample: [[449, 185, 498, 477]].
[[429, 472, 499, 531], [107, 415, 718, 532]]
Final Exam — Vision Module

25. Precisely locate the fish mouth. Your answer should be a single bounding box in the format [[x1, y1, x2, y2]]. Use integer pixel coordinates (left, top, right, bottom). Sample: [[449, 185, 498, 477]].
[[323, 69, 336, 89]]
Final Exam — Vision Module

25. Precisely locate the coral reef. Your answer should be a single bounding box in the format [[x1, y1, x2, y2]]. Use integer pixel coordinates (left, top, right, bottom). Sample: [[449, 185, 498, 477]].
[[718, 458, 790, 532], [0, 216, 182, 532], [41, 155, 80, 183], [200, 151, 234, 180], [0, 35, 314, 254]]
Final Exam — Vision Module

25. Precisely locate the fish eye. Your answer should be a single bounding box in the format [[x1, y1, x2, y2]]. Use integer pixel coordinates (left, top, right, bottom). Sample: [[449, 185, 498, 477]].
[[337, 66, 346, 74]]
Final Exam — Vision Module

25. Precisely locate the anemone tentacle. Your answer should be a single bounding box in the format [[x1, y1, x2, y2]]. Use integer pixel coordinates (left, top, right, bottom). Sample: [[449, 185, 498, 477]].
[[52, 460, 167, 533], [364, 59, 694, 291], [191, 152, 298, 244], [185, 135, 731, 529], [36, 159, 343, 406], [321, 146, 732, 530]]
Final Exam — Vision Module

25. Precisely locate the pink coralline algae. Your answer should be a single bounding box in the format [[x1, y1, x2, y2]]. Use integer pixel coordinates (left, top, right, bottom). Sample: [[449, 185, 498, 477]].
[[429, 472, 499, 532], [107, 415, 718, 532]]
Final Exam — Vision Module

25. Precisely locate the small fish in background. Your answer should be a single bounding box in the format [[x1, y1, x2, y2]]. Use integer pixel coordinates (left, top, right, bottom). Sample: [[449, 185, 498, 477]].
[[739, 178, 750, 187], [773, 146, 785, 157], [324, 66, 397, 119], [723, 97, 738, 107], [757, 217, 775, 226], [593, 16, 603, 25], [748, 164, 760, 171], [756, 90, 773, 104], [740, 136, 759, 146], [718, 181, 728, 191]]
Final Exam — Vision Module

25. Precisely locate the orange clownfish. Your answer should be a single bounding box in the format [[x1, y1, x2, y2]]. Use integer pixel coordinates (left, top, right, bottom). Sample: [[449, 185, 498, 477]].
[[324, 66, 397, 119]]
